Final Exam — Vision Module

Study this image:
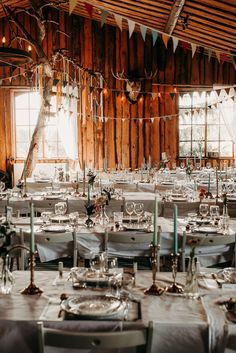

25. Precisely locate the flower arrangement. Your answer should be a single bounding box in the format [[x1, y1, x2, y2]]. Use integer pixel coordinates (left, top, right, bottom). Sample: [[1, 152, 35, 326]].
[[199, 187, 206, 200]]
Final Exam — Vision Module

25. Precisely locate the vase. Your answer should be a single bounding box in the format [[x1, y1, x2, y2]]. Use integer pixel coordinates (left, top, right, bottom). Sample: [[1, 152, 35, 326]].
[[99, 205, 109, 226], [0, 255, 14, 294], [185, 256, 198, 295]]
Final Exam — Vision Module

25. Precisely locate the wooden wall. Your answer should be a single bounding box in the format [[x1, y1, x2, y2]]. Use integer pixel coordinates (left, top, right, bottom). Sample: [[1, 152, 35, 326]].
[[0, 9, 235, 172]]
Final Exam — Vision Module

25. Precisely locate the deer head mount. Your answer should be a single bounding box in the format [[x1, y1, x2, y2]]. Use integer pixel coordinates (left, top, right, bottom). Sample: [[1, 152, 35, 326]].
[[111, 69, 157, 104]]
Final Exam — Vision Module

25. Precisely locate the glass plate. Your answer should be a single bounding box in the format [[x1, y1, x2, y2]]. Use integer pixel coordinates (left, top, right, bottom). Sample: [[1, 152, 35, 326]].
[[43, 225, 66, 232], [61, 295, 124, 317]]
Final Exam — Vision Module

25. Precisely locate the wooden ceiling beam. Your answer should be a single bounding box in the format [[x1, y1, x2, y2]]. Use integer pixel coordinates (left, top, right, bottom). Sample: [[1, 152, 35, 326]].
[[164, 0, 186, 34]]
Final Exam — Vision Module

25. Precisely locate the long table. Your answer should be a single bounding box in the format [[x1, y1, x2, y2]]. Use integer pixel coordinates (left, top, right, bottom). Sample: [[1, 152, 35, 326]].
[[0, 270, 235, 353]]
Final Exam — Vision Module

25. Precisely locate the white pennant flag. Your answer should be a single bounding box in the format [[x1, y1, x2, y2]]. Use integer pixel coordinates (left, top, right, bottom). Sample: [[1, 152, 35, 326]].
[[128, 19, 135, 38], [150, 118, 154, 123], [191, 43, 197, 58], [105, 117, 109, 122], [69, 0, 77, 14], [122, 118, 125, 123], [151, 92, 158, 100], [114, 14, 123, 31], [140, 25, 147, 41], [172, 37, 179, 52]]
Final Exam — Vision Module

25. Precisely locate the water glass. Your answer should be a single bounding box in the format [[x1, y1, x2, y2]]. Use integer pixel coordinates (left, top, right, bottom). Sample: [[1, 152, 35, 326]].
[[125, 201, 135, 224], [54, 202, 67, 216], [199, 204, 209, 218], [113, 211, 123, 229], [134, 202, 144, 225], [220, 215, 230, 234], [41, 211, 53, 225], [90, 251, 107, 274], [0, 256, 14, 294], [209, 205, 220, 221]]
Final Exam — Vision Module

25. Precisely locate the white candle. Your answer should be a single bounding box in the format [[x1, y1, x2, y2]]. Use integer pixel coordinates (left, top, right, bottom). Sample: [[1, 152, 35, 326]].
[[173, 204, 178, 255], [30, 202, 35, 253], [153, 197, 158, 245]]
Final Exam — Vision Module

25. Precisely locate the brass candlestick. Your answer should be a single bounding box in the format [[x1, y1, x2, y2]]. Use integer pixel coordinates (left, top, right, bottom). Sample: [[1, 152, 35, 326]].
[[7, 245, 43, 295], [165, 253, 184, 293], [144, 243, 164, 296]]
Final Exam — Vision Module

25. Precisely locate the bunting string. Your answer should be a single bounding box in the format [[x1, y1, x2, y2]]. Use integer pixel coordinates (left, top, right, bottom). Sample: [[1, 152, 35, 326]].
[[70, 0, 236, 63]]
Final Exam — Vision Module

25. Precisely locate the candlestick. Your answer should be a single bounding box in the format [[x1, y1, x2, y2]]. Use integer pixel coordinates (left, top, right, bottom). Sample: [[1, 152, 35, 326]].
[[30, 202, 35, 253], [88, 184, 91, 205], [153, 197, 158, 246], [173, 204, 178, 255], [76, 171, 79, 182], [208, 173, 210, 193]]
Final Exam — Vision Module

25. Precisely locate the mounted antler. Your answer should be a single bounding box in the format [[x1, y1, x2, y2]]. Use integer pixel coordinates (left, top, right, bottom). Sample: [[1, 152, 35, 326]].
[[111, 68, 157, 104]]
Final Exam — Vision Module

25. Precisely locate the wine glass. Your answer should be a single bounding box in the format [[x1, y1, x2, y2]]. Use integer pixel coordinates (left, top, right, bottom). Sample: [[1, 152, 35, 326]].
[[41, 211, 53, 225], [209, 205, 220, 222], [54, 202, 67, 221], [125, 201, 135, 225], [199, 204, 209, 218], [0, 181, 5, 197], [134, 202, 144, 227], [69, 212, 79, 229], [180, 161, 185, 169]]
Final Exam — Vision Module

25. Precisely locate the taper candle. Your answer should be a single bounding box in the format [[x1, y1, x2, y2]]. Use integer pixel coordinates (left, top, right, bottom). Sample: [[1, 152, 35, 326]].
[[30, 202, 35, 253], [153, 197, 158, 245], [173, 204, 178, 255]]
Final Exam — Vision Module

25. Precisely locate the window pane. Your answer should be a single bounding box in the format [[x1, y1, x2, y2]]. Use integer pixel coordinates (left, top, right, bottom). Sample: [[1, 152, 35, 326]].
[[30, 110, 39, 125], [207, 110, 219, 124], [29, 91, 41, 109], [16, 127, 30, 142], [58, 143, 67, 158], [15, 92, 29, 109], [220, 125, 231, 140], [220, 142, 232, 157], [15, 110, 30, 125], [179, 112, 190, 125], [192, 110, 205, 124], [179, 142, 191, 156], [44, 141, 58, 158], [45, 126, 58, 140], [179, 125, 191, 141], [16, 143, 29, 158], [192, 142, 205, 156], [207, 125, 219, 140], [207, 141, 218, 153], [192, 125, 205, 140]]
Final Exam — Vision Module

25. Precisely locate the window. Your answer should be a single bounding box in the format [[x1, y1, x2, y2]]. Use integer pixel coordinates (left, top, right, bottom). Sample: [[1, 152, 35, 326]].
[[13, 90, 78, 160], [179, 91, 234, 158]]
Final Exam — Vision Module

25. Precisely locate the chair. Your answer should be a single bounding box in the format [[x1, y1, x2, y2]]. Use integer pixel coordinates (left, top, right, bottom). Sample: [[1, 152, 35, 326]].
[[162, 201, 200, 218], [106, 230, 153, 269], [22, 229, 78, 268], [221, 324, 236, 353], [37, 321, 153, 353], [181, 232, 236, 270]]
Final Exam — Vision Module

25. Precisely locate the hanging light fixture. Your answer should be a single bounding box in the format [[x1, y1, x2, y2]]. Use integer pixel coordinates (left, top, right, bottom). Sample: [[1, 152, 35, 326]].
[[0, 36, 32, 67]]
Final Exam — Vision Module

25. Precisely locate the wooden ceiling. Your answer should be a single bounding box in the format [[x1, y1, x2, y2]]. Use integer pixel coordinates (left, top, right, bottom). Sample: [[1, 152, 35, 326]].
[[0, 0, 235, 57]]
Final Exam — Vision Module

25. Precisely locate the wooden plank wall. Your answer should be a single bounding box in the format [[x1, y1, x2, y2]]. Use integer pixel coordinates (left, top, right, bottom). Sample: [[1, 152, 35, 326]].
[[0, 9, 235, 172]]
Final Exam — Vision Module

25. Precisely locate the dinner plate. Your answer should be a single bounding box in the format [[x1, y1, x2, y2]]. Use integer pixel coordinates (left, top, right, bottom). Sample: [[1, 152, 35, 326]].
[[45, 195, 63, 200], [197, 226, 219, 233], [51, 215, 70, 223], [61, 295, 124, 318], [161, 181, 173, 185], [43, 225, 66, 232], [171, 197, 188, 202]]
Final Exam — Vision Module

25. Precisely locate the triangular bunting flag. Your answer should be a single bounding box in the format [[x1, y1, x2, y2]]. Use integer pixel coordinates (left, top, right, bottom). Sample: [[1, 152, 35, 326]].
[[105, 117, 109, 123], [191, 43, 197, 58], [151, 30, 158, 46], [150, 118, 154, 123], [140, 25, 147, 41], [170, 93, 175, 101], [168, 116, 172, 121], [84, 2, 93, 18], [139, 119, 142, 124], [89, 86, 94, 93], [128, 19, 135, 38], [162, 34, 170, 49], [122, 118, 125, 123], [215, 89, 221, 97], [208, 49, 212, 62], [69, 0, 77, 14], [114, 14, 123, 31], [172, 37, 179, 52], [163, 116, 166, 122], [221, 53, 228, 64], [215, 51, 221, 63], [225, 87, 230, 95], [101, 10, 109, 27]]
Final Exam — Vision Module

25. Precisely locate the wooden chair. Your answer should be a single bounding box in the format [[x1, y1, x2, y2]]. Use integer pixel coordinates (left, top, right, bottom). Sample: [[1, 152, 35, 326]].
[[22, 229, 78, 268], [163, 201, 200, 218], [37, 321, 153, 353], [181, 232, 236, 271], [106, 230, 153, 269]]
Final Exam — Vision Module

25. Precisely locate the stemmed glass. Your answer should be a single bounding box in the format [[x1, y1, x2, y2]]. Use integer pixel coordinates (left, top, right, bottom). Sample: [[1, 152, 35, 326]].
[[199, 204, 209, 218], [41, 211, 53, 226], [125, 201, 135, 225], [54, 202, 67, 222], [134, 202, 144, 227], [209, 205, 219, 222], [69, 212, 79, 229], [0, 181, 5, 198]]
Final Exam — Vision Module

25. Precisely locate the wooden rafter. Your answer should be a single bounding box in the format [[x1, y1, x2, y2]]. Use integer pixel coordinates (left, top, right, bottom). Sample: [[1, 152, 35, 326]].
[[164, 0, 186, 35]]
